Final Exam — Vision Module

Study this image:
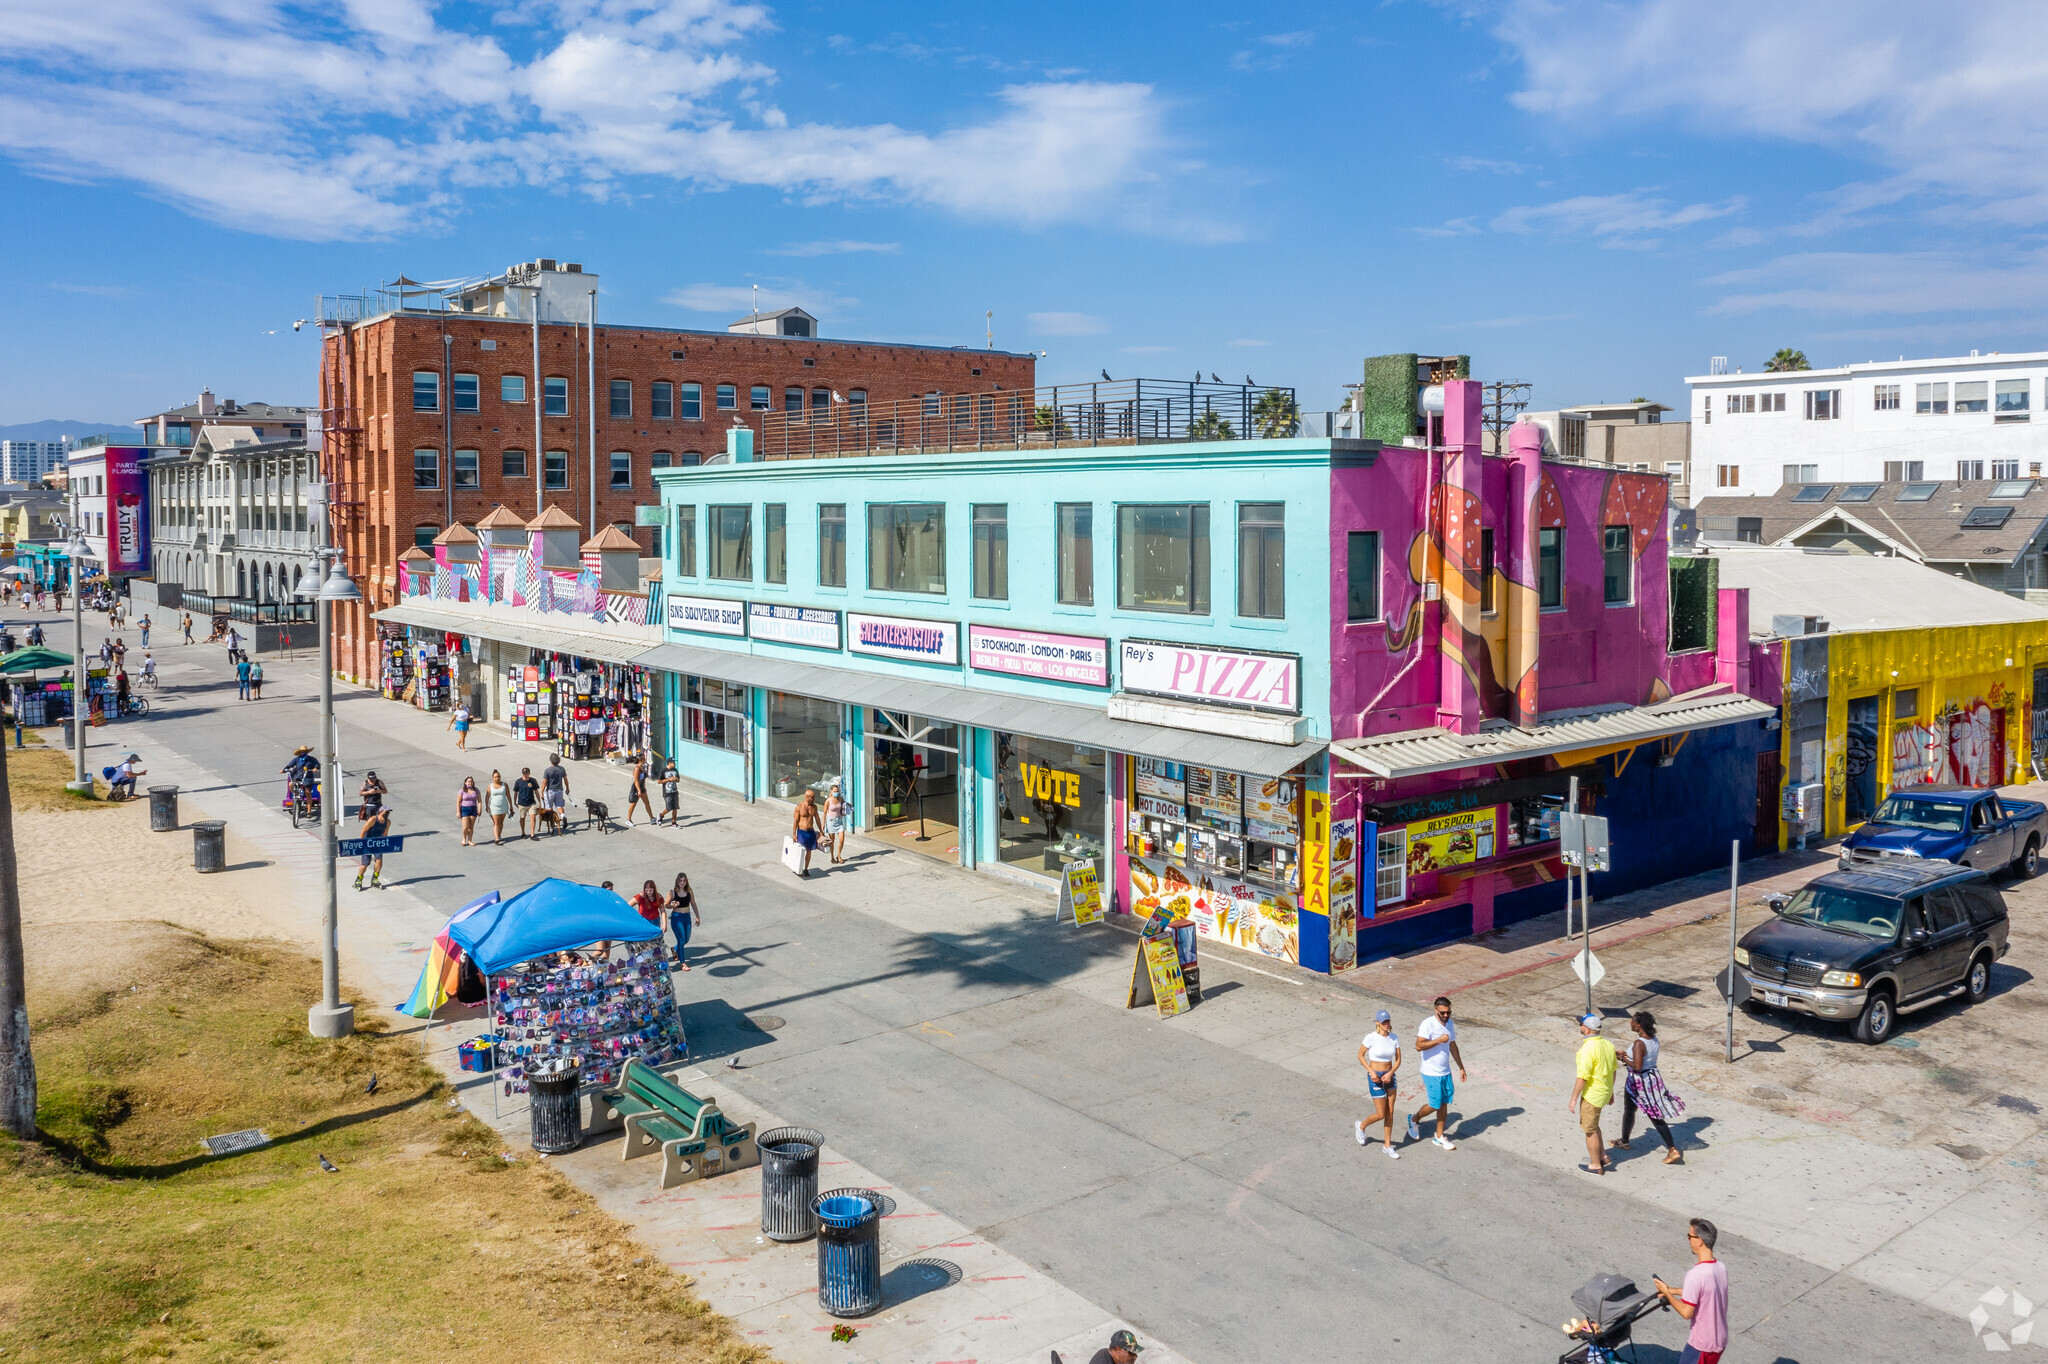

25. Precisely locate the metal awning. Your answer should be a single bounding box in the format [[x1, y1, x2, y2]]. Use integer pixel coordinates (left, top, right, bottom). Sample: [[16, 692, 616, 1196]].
[[1330, 691, 1778, 779], [633, 639, 1322, 777], [373, 603, 658, 667]]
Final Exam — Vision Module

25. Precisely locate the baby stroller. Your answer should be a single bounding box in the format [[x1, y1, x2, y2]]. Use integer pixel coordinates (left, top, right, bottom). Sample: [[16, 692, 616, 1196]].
[[1558, 1271, 1670, 1363]]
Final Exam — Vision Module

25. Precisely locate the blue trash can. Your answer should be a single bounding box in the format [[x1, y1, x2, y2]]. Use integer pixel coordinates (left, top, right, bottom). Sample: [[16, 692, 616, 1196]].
[[814, 1188, 883, 1317]]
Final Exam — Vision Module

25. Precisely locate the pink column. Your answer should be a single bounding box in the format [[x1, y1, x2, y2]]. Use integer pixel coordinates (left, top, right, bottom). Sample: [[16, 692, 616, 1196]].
[[1506, 423, 1543, 725], [1435, 380, 1486, 735]]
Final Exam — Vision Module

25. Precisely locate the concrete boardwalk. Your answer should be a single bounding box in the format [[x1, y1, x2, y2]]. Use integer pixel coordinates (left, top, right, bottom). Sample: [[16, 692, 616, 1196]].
[[37, 603, 2046, 1362]]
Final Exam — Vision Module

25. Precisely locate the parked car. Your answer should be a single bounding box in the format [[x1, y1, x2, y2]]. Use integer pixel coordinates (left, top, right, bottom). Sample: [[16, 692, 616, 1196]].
[[1738, 860, 2010, 1044], [1839, 786, 2048, 877]]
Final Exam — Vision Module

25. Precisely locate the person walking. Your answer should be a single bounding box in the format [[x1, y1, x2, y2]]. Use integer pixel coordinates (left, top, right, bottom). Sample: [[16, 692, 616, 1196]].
[[624, 750, 653, 826], [99, 638, 113, 667], [824, 782, 850, 864], [484, 770, 512, 845], [354, 801, 393, 890], [1652, 1218, 1728, 1364], [631, 878, 664, 928], [1569, 1013, 1619, 1176], [25, 622, 42, 647], [790, 789, 822, 877], [1354, 1009, 1403, 1159], [235, 655, 252, 701], [138, 615, 151, 647], [666, 871, 700, 970], [446, 701, 472, 751], [111, 638, 125, 669], [248, 657, 264, 699], [659, 758, 680, 826], [541, 751, 569, 833], [226, 627, 243, 662], [114, 667, 130, 714], [181, 612, 193, 644], [1613, 1011, 1687, 1165], [1407, 995, 1466, 1151], [512, 765, 539, 837], [456, 776, 482, 846], [358, 770, 387, 818]]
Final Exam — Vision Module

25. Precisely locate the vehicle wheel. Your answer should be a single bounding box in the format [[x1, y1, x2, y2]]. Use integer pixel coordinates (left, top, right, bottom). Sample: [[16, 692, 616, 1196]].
[[1966, 953, 1994, 1004], [1853, 989, 1896, 1044], [2014, 837, 2040, 879], [130, 697, 147, 717]]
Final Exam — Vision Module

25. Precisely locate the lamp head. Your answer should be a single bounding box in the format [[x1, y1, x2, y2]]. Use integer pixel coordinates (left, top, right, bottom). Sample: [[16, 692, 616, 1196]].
[[316, 559, 362, 604]]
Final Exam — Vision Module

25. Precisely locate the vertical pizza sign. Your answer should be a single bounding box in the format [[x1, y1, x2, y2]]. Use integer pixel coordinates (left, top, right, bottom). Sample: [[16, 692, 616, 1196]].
[[1303, 789, 1331, 922]]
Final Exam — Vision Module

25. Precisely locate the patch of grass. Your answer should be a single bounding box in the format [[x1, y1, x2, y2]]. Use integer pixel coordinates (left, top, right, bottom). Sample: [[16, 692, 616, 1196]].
[[0, 936, 772, 1364], [5, 740, 118, 811]]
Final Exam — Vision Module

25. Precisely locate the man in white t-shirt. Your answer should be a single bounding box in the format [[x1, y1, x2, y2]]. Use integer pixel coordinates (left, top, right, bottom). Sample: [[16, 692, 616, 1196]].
[[1408, 995, 1467, 1151]]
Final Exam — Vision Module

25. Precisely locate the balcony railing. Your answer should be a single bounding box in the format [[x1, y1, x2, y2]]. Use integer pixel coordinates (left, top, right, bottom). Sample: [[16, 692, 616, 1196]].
[[756, 379, 1299, 460]]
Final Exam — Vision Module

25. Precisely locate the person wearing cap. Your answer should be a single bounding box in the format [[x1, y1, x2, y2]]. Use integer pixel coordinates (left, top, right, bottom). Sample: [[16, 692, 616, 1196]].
[[1089, 1328, 1144, 1364], [108, 752, 144, 800], [1569, 1012, 1620, 1175], [1354, 1009, 1404, 1159]]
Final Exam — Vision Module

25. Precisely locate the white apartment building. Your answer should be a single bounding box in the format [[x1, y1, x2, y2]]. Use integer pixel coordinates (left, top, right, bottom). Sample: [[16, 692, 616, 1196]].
[[0, 440, 66, 484], [1688, 350, 2048, 500], [146, 426, 320, 603]]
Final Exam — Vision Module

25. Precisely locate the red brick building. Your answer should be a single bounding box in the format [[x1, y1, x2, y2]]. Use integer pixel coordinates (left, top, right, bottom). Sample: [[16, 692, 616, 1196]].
[[317, 261, 1035, 681]]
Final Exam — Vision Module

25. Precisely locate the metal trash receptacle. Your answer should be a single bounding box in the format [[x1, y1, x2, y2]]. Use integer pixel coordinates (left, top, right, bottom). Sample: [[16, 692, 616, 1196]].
[[815, 1188, 883, 1317], [529, 1064, 583, 1154], [758, 1127, 823, 1242], [147, 785, 180, 832], [192, 820, 226, 873]]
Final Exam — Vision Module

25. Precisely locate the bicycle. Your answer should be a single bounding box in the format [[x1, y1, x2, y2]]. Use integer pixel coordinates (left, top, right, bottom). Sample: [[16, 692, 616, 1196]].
[[116, 695, 148, 718], [287, 779, 321, 828], [140, 670, 159, 690]]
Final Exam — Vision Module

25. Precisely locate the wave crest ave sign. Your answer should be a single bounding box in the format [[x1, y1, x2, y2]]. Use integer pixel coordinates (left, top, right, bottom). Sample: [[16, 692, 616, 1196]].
[[1119, 640, 1300, 714]]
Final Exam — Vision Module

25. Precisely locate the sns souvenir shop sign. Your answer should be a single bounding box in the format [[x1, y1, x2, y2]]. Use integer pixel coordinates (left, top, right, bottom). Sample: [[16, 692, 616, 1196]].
[[1405, 809, 1497, 878], [666, 595, 746, 637]]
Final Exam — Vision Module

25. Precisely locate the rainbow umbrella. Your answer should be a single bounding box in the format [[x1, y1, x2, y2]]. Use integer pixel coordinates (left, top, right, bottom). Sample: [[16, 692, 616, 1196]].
[[396, 889, 499, 1017]]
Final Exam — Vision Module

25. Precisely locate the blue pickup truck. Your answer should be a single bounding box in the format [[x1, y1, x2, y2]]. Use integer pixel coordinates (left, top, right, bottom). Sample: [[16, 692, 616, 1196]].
[[1840, 786, 2048, 877]]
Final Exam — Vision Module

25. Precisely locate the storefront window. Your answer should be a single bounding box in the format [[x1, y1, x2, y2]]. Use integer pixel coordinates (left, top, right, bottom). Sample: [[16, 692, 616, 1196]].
[[996, 734, 1106, 876], [768, 691, 841, 800], [1506, 795, 1560, 848], [869, 711, 959, 862], [681, 675, 746, 752]]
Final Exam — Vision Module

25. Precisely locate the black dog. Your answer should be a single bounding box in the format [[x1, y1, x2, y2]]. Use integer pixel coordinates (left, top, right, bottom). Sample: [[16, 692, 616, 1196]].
[[584, 798, 613, 833]]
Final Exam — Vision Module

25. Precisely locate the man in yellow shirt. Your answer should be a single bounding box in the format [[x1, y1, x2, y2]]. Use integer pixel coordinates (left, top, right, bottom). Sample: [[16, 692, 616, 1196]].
[[1569, 1013, 1618, 1176]]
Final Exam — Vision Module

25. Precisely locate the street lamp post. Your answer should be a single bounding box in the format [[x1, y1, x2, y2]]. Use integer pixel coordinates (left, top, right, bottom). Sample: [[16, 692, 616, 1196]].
[[302, 553, 362, 1038], [64, 530, 90, 795]]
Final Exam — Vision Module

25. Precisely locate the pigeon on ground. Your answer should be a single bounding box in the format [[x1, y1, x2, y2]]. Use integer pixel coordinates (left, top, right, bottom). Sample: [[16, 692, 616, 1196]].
[[318, 1153, 340, 1173], [727, 1055, 743, 1070], [364, 1072, 379, 1095]]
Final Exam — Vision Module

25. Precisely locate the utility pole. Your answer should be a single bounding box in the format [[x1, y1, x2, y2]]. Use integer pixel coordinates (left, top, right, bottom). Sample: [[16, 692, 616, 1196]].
[[1483, 380, 1531, 454], [0, 719, 34, 1136]]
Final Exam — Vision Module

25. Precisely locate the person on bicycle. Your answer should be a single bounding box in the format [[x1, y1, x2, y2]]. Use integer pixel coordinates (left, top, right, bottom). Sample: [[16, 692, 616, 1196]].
[[140, 653, 156, 687], [283, 745, 321, 804]]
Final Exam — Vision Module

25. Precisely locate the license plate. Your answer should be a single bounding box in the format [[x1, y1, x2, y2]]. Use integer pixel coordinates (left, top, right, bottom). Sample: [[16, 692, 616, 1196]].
[[1764, 990, 1789, 1007]]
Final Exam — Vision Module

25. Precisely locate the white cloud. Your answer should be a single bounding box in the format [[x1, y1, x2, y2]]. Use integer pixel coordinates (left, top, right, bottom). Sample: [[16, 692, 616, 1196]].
[[664, 282, 856, 315], [1703, 250, 2048, 317], [1497, 0, 2048, 228], [759, 240, 900, 256], [1029, 311, 1109, 336], [0, 1, 1183, 240], [1489, 191, 1744, 247]]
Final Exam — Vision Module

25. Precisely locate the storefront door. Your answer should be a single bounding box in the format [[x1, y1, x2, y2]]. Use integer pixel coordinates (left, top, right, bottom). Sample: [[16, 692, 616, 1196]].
[[866, 710, 961, 862], [995, 733, 1107, 880]]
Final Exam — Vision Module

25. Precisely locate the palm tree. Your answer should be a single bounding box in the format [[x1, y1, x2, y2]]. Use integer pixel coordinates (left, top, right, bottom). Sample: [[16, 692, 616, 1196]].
[[1032, 405, 1071, 438], [1764, 348, 1810, 372], [1187, 410, 1235, 440], [1253, 388, 1300, 438]]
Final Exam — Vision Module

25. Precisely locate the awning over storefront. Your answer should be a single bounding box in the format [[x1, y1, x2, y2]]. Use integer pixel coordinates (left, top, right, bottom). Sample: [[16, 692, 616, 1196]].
[[372, 603, 657, 667], [633, 638, 1322, 778], [1329, 690, 1778, 780]]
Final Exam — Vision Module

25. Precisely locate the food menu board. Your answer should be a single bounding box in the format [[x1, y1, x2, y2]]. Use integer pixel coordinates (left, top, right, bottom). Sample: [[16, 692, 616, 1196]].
[[1248, 777, 1299, 829], [1328, 816, 1360, 972], [1128, 856, 1299, 964], [1135, 757, 1186, 802], [1405, 809, 1497, 876], [1185, 765, 1243, 816]]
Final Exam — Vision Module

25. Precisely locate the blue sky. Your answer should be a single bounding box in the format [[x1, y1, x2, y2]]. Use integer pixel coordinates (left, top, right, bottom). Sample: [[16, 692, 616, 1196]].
[[4, 0, 2046, 427]]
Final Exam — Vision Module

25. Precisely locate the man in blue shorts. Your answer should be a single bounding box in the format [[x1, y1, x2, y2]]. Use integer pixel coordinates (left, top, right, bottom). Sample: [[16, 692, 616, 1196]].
[[1408, 995, 1467, 1151]]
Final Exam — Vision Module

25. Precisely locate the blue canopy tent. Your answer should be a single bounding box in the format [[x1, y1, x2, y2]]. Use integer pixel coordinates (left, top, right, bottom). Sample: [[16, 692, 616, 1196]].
[[446, 877, 657, 974]]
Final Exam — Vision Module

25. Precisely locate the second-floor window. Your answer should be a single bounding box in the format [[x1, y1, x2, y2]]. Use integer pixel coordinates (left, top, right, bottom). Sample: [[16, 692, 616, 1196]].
[[1057, 503, 1093, 606], [413, 447, 440, 489], [785, 387, 804, 418], [453, 372, 479, 413], [751, 385, 770, 411], [680, 383, 702, 420], [1955, 380, 1989, 414], [1236, 502, 1283, 619], [453, 449, 479, 488], [973, 503, 1008, 600], [868, 503, 946, 593], [1118, 503, 1209, 614], [1997, 379, 2031, 415], [544, 376, 569, 415], [610, 379, 632, 418], [1345, 531, 1380, 622], [674, 505, 697, 577], [502, 449, 528, 478], [1803, 389, 1839, 420], [710, 504, 752, 580], [716, 383, 736, 411], [1602, 525, 1632, 604], [1916, 382, 1948, 414], [651, 381, 673, 420], [609, 451, 631, 489], [413, 371, 440, 412], [765, 504, 787, 584], [1874, 383, 1900, 410], [544, 449, 568, 489], [1538, 527, 1564, 609], [502, 374, 527, 404], [819, 503, 846, 587]]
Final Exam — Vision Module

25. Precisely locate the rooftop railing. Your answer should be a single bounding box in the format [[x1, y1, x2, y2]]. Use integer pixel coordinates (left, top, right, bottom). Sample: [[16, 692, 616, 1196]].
[[756, 379, 1299, 460]]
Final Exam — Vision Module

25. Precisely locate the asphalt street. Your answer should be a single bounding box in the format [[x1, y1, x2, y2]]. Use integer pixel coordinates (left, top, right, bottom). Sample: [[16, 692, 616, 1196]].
[[31, 602, 1980, 1363]]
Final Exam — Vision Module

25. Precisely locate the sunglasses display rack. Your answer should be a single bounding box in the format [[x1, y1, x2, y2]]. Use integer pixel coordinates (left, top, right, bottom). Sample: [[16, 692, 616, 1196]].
[[489, 944, 686, 1096]]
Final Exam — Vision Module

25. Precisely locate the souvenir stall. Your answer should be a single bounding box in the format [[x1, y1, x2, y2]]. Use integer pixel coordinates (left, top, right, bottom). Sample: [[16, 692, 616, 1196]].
[[377, 622, 411, 700], [390, 632, 452, 710], [1124, 756, 1307, 965], [438, 879, 688, 1102], [504, 656, 656, 760]]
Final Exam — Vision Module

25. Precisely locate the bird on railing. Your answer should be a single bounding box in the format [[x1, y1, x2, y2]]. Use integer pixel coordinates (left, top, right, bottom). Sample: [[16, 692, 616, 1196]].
[[1210, 372, 1223, 384], [1100, 368, 1112, 381], [1245, 374, 1258, 387]]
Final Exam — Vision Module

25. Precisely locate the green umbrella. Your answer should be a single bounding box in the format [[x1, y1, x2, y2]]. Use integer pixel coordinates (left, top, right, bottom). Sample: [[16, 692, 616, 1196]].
[[0, 646, 74, 674]]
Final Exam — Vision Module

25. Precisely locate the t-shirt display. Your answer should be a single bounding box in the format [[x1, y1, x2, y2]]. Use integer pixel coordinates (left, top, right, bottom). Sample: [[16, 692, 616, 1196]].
[[489, 944, 686, 1095]]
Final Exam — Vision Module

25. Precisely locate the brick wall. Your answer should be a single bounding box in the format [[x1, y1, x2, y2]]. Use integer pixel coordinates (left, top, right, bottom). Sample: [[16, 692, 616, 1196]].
[[319, 314, 1034, 680]]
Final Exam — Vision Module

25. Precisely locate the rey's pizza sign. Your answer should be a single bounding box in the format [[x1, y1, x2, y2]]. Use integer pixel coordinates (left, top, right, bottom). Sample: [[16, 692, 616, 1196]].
[[1118, 640, 1300, 715]]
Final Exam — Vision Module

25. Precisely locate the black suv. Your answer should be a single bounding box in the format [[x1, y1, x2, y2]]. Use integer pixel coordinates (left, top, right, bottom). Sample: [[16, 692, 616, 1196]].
[[1738, 860, 2010, 1044]]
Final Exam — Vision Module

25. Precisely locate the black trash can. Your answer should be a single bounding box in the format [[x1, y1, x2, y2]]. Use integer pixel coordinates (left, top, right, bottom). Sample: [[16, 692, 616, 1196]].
[[192, 820, 226, 873], [759, 1127, 824, 1242], [815, 1188, 884, 1317], [147, 785, 180, 832], [529, 1063, 583, 1154]]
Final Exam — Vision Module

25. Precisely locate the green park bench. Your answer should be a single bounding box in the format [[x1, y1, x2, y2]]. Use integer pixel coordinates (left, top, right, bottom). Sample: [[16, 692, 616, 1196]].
[[588, 1058, 760, 1189]]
